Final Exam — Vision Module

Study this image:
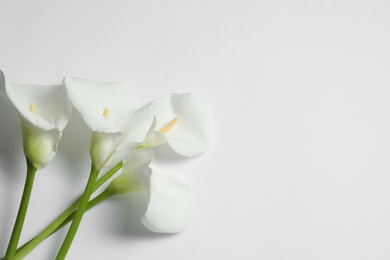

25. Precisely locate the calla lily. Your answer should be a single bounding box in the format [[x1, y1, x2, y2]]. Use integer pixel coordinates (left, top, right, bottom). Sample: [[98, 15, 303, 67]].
[[107, 148, 154, 194], [143, 93, 211, 157], [0, 70, 72, 258], [64, 77, 154, 170], [141, 166, 192, 233], [107, 149, 192, 233], [0, 70, 72, 169]]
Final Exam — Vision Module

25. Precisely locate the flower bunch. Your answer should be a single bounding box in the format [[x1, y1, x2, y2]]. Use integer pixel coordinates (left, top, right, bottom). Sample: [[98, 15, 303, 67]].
[[0, 71, 211, 259]]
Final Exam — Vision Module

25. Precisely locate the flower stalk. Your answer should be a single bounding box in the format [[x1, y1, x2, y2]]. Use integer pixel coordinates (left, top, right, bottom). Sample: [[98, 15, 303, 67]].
[[16, 191, 112, 259], [56, 165, 100, 259], [14, 162, 122, 259], [4, 159, 37, 259]]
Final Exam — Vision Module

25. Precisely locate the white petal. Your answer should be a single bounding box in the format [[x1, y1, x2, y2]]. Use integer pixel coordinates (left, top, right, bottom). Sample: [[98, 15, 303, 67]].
[[147, 93, 211, 157], [143, 131, 167, 148], [141, 166, 192, 233], [90, 131, 123, 170], [0, 70, 71, 169], [124, 148, 155, 173], [64, 77, 137, 133], [108, 114, 154, 166], [65, 77, 152, 169], [5, 81, 71, 131], [21, 120, 61, 169], [107, 149, 154, 194], [118, 105, 154, 149]]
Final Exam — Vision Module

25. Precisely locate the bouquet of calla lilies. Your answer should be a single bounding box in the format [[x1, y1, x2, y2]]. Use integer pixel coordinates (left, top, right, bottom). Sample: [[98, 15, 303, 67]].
[[0, 70, 211, 259]]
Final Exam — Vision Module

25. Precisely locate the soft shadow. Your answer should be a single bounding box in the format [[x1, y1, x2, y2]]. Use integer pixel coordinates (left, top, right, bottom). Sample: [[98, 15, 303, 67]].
[[56, 112, 90, 179], [45, 225, 68, 260], [101, 193, 173, 240], [0, 95, 23, 177], [153, 144, 193, 165], [0, 83, 26, 255]]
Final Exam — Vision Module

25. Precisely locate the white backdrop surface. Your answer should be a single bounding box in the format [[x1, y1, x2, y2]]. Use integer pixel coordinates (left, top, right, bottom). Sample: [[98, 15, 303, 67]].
[[1, 0, 390, 259]]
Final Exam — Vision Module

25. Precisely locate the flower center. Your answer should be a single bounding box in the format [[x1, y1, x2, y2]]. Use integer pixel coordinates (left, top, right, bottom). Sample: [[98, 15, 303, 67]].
[[103, 107, 109, 119], [160, 117, 179, 133], [29, 104, 35, 113]]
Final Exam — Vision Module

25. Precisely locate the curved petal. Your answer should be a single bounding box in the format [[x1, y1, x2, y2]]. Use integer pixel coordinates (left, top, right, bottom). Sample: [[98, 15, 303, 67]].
[[64, 77, 137, 133], [107, 149, 154, 194], [141, 166, 192, 233], [118, 105, 154, 149], [65, 77, 154, 169], [145, 93, 211, 157], [21, 120, 62, 169], [5, 82, 72, 131], [108, 144, 139, 169], [0, 70, 71, 169], [143, 131, 167, 148], [90, 131, 123, 170]]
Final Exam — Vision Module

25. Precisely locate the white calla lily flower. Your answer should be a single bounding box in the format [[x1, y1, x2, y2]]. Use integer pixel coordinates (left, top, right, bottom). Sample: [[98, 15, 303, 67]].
[[141, 165, 192, 233], [0, 70, 72, 169], [107, 148, 154, 194], [107, 149, 192, 233], [143, 93, 211, 157], [64, 77, 153, 170]]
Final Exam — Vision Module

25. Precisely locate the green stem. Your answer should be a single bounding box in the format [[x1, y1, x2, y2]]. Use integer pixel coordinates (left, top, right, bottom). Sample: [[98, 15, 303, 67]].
[[14, 162, 122, 258], [15, 190, 113, 259], [4, 159, 37, 259], [56, 165, 100, 259], [95, 162, 122, 188], [54, 190, 112, 233], [15, 198, 80, 259]]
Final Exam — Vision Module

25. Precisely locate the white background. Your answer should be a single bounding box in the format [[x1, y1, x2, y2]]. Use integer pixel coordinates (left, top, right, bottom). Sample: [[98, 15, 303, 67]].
[[1, 0, 390, 259]]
